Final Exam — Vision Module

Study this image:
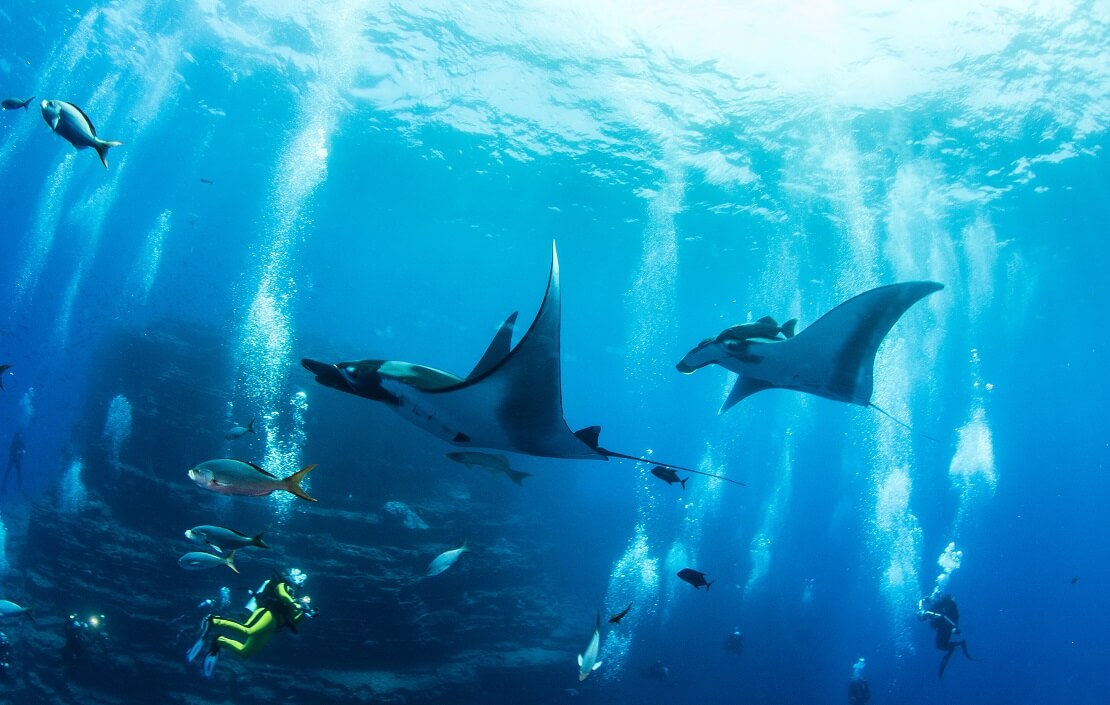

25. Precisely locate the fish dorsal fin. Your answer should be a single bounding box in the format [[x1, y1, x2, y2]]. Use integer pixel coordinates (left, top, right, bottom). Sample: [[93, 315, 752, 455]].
[[467, 312, 518, 380], [242, 460, 278, 478], [757, 315, 777, 325], [721, 376, 773, 413], [69, 102, 98, 136]]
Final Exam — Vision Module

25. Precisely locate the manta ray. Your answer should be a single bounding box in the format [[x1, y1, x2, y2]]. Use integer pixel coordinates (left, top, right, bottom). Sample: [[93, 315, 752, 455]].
[[677, 281, 943, 419], [303, 243, 743, 485]]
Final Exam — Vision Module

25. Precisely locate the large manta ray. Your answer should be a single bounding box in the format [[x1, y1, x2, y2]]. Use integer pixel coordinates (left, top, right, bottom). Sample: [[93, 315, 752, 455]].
[[677, 281, 943, 417], [303, 243, 743, 485]]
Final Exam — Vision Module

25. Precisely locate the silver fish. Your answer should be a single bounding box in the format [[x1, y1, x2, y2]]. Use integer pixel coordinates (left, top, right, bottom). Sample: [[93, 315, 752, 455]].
[[178, 550, 238, 573], [185, 525, 269, 553], [0, 599, 35, 624], [224, 419, 256, 440], [40, 98, 123, 169], [427, 542, 468, 577], [187, 459, 317, 502]]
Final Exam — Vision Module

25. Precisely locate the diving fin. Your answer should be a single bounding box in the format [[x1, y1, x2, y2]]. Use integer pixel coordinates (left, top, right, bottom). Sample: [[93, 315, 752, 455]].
[[186, 637, 205, 663], [203, 645, 220, 677]]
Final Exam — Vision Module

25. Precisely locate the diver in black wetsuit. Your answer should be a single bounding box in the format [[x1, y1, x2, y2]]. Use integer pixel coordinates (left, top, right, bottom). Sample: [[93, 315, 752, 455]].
[[848, 658, 869, 705], [918, 594, 974, 678], [2, 432, 25, 494]]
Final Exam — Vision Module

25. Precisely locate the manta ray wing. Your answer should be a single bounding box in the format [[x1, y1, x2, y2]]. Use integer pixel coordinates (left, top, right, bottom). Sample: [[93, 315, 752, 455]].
[[379, 243, 601, 459], [725, 281, 943, 409], [466, 312, 518, 380]]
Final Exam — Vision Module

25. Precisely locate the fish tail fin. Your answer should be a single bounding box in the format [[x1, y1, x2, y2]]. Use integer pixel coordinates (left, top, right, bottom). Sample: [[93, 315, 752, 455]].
[[284, 464, 318, 502], [22, 97, 34, 111], [253, 532, 269, 549], [247, 418, 256, 434], [94, 139, 124, 169], [461, 540, 469, 552], [706, 581, 713, 592], [26, 608, 37, 627], [680, 477, 688, 490], [225, 550, 239, 574], [509, 470, 532, 486], [782, 318, 798, 338]]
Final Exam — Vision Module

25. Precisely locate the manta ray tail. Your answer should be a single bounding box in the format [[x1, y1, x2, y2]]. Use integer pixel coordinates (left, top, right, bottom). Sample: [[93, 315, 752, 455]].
[[868, 403, 939, 443], [574, 426, 746, 486]]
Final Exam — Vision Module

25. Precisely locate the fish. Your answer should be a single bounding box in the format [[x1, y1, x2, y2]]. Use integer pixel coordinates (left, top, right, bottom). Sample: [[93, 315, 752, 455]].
[[426, 541, 468, 577], [179, 549, 238, 574], [577, 612, 603, 681], [0, 599, 36, 624], [677, 282, 943, 423], [303, 243, 743, 486], [1, 96, 34, 111], [445, 451, 533, 486], [199, 177, 215, 184], [608, 602, 633, 624], [187, 459, 317, 502], [0, 364, 10, 391], [224, 419, 256, 440], [650, 465, 687, 489], [185, 525, 269, 553], [40, 98, 123, 169], [677, 568, 713, 590]]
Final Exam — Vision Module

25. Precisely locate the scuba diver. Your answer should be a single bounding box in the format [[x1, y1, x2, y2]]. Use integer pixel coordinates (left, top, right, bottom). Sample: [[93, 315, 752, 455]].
[[2, 432, 25, 494], [63, 613, 108, 663], [918, 593, 974, 678], [188, 573, 316, 677], [723, 628, 744, 655], [848, 658, 869, 705], [0, 631, 11, 681]]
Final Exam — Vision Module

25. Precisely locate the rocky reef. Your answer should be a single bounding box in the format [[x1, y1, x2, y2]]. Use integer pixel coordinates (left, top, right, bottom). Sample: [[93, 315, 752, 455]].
[[0, 322, 584, 704]]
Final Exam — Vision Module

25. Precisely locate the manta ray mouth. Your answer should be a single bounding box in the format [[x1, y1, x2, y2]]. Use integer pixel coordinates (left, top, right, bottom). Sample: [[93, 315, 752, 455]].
[[301, 358, 349, 391], [676, 343, 722, 374]]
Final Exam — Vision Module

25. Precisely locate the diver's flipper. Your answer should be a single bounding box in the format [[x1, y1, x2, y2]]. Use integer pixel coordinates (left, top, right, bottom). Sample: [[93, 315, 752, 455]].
[[186, 637, 205, 663], [186, 615, 212, 663], [203, 645, 220, 677], [720, 376, 773, 413]]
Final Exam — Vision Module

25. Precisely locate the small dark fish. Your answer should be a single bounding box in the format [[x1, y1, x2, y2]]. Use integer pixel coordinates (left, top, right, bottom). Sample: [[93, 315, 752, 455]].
[[0, 364, 10, 391], [650, 465, 687, 490], [1070, 576, 1080, 585], [608, 602, 633, 624], [199, 177, 215, 184], [677, 568, 713, 591], [1, 96, 34, 111]]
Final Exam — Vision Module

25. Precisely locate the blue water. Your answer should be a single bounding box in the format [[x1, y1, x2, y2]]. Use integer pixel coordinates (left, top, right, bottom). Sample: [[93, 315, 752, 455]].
[[1, 2, 1107, 703]]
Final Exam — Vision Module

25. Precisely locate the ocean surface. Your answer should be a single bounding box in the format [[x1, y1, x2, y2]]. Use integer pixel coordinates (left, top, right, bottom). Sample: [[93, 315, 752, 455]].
[[0, 2, 1107, 704]]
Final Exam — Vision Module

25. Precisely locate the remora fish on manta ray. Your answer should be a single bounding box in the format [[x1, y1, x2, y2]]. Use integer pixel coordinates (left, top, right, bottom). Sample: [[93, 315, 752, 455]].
[[677, 282, 943, 423], [40, 98, 123, 169], [302, 243, 743, 486], [446, 451, 533, 486]]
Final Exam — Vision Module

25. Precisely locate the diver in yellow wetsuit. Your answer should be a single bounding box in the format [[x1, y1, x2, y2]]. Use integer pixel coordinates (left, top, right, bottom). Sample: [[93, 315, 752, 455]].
[[188, 576, 315, 676]]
